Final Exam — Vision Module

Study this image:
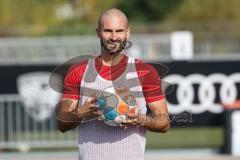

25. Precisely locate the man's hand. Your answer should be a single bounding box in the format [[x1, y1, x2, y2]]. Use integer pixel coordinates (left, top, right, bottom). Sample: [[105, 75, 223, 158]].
[[76, 96, 103, 120], [120, 113, 145, 127], [120, 99, 170, 133], [56, 95, 102, 132]]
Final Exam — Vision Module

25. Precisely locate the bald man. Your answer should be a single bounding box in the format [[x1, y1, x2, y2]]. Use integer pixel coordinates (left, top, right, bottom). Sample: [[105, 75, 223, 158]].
[[56, 8, 170, 160]]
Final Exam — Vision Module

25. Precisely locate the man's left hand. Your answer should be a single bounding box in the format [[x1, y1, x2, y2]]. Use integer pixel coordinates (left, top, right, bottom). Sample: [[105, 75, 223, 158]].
[[120, 114, 146, 127]]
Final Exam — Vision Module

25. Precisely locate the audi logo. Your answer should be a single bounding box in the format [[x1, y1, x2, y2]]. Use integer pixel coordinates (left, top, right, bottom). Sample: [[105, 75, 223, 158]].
[[165, 73, 240, 114]]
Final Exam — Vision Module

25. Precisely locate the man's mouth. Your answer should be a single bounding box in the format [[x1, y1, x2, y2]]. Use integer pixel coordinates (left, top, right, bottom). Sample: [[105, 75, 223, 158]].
[[107, 41, 119, 45], [107, 42, 119, 48]]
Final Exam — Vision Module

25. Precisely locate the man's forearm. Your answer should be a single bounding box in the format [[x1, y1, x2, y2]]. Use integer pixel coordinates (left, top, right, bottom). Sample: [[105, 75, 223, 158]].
[[55, 102, 83, 132], [139, 113, 170, 133], [56, 111, 82, 132], [57, 120, 78, 132]]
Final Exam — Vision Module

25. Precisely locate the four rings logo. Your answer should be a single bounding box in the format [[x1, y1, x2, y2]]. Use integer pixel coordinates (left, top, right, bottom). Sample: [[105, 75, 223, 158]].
[[165, 73, 240, 114]]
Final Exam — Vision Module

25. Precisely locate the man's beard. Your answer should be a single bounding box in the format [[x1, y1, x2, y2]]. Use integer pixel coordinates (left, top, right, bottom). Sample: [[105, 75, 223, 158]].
[[101, 38, 127, 55]]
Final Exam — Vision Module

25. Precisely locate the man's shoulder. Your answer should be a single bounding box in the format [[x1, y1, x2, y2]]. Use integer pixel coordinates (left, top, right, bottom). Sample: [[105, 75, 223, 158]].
[[132, 56, 144, 64], [131, 57, 154, 71], [66, 60, 88, 77]]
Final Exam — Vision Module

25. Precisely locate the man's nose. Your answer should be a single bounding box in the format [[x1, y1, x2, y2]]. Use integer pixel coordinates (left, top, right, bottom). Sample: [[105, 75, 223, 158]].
[[110, 32, 117, 41]]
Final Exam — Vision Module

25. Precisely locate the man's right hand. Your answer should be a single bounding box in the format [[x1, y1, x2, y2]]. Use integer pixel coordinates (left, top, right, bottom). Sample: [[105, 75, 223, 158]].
[[74, 97, 103, 121], [56, 96, 103, 132]]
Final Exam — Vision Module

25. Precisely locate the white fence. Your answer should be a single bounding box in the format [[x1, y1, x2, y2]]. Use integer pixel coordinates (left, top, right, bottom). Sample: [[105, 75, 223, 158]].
[[0, 95, 77, 150], [1, 34, 240, 65], [0, 34, 171, 65]]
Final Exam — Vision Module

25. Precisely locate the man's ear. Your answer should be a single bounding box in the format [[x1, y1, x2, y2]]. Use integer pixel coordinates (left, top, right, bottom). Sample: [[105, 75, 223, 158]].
[[126, 27, 130, 39], [96, 27, 100, 38]]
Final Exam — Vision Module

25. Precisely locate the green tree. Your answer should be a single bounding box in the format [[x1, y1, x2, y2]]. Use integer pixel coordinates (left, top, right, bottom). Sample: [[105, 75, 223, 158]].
[[163, 0, 240, 32], [117, 0, 182, 22], [0, 0, 182, 36]]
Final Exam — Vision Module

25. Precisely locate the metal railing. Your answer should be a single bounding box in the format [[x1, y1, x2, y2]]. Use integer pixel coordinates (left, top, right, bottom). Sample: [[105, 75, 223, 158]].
[[1, 34, 240, 65], [0, 34, 171, 65], [0, 95, 77, 150]]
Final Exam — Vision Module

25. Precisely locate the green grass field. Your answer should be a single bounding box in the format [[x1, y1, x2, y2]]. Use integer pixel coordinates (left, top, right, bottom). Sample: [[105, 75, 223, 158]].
[[2, 126, 228, 160], [6, 126, 224, 151], [146, 127, 224, 149]]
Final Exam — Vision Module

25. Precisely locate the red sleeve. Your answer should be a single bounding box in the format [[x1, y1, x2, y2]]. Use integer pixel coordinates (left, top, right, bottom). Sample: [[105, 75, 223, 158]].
[[62, 61, 87, 100], [135, 59, 165, 103]]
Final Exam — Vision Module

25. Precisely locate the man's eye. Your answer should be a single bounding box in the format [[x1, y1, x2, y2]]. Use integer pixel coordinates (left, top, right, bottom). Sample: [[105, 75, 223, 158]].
[[116, 30, 124, 32], [104, 30, 112, 33]]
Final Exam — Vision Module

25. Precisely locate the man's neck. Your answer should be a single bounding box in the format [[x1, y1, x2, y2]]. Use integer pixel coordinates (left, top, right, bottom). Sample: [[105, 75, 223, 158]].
[[100, 52, 125, 66]]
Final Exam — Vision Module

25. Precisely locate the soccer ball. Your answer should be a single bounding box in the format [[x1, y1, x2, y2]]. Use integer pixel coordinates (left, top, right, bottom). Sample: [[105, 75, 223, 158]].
[[96, 94, 139, 127]]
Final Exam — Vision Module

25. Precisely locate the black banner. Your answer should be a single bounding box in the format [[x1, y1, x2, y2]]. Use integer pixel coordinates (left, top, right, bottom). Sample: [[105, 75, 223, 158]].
[[1, 60, 240, 126]]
